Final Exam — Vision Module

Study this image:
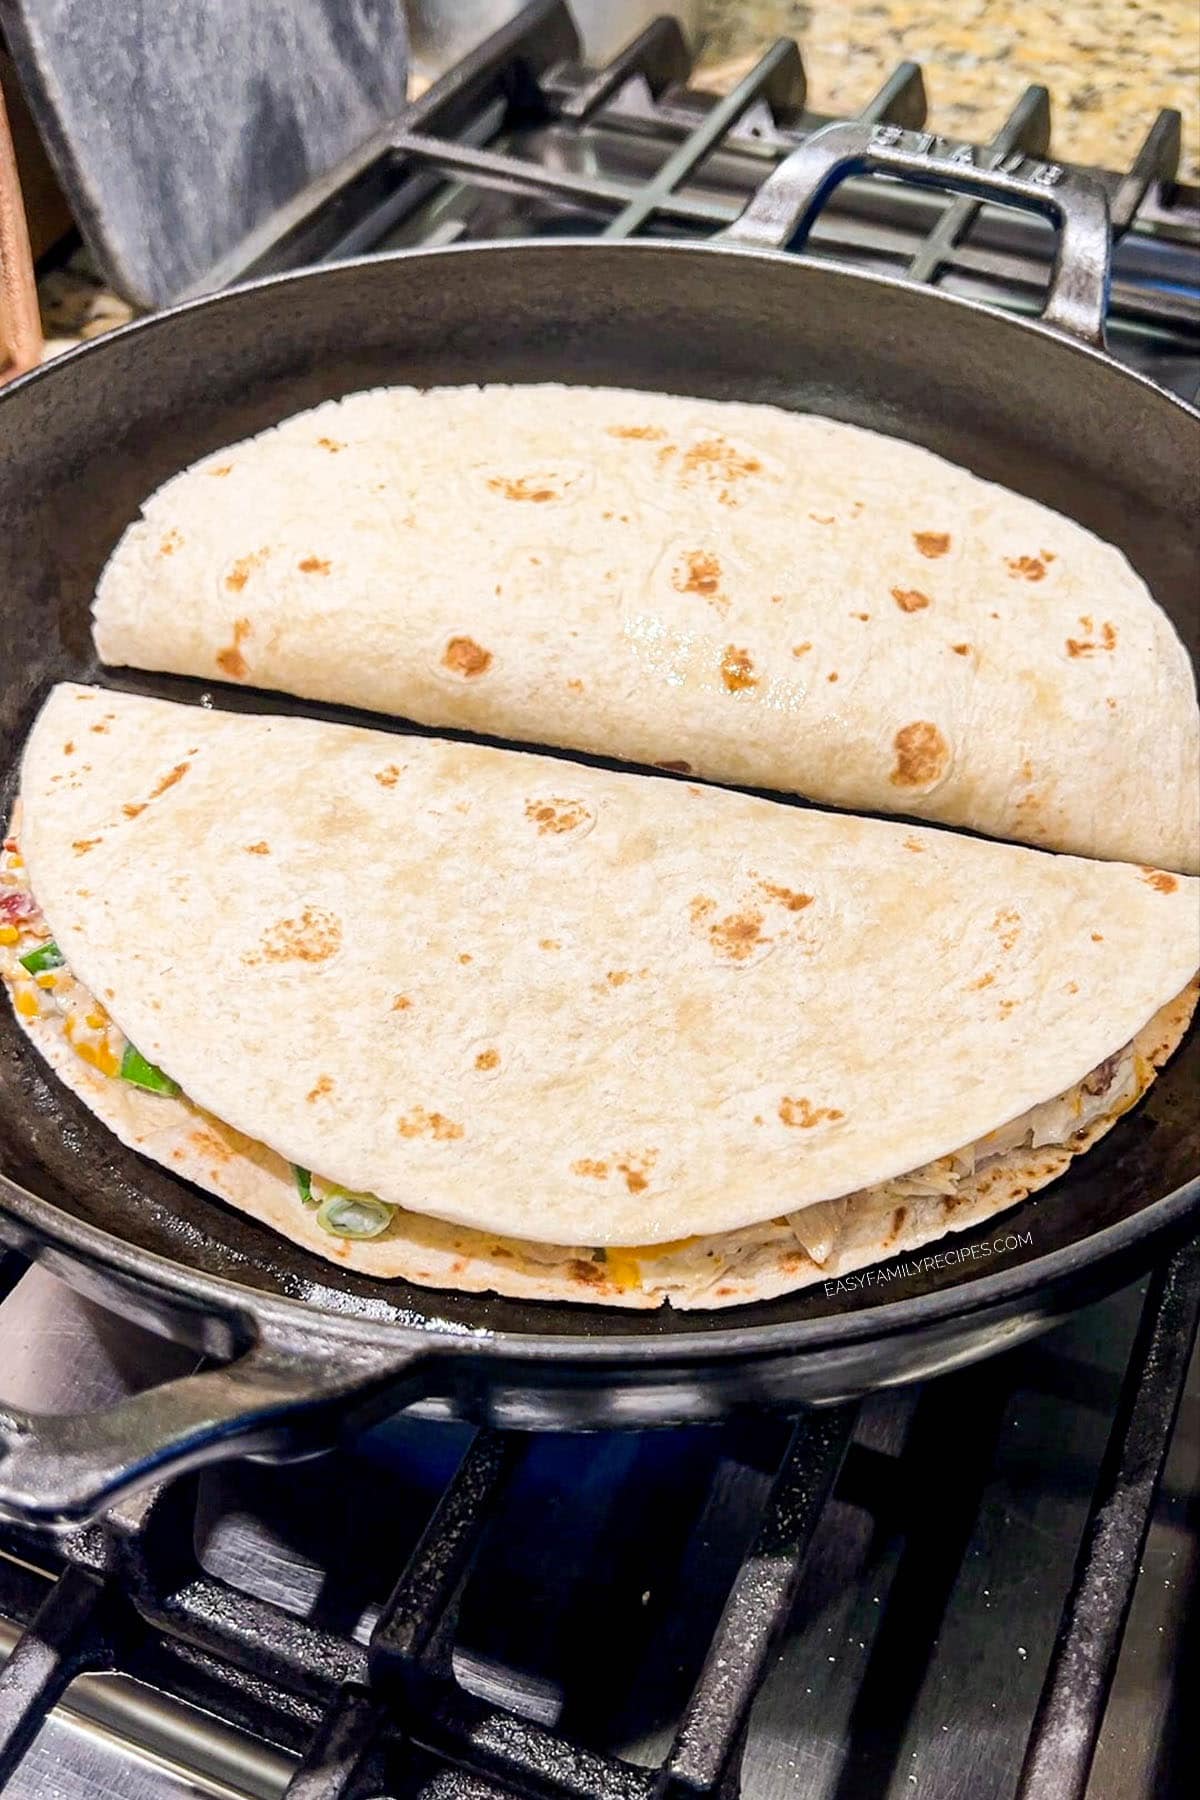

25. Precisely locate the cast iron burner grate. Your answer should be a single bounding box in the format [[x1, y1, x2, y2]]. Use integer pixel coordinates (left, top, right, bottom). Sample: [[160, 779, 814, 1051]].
[[0, 1242, 1198, 1799]]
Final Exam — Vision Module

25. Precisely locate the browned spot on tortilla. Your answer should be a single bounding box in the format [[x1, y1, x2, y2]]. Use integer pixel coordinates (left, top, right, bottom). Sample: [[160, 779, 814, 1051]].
[[149, 762, 190, 800], [1006, 554, 1048, 581], [606, 424, 667, 440], [63, 741, 75, 755], [690, 896, 716, 923], [1140, 867, 1178, 894], [707, 909, 769, 962], [913, 531, 950, 558], [770, 594, 783, 605], [851, 611, 871, 621], [298, 555, 330, 574], [779, 1096, 845, 1128], [791, 641, 812, 658], [122, 802, 146, 819], [760, 882, 813, 912], [606, 970, 632, 987], [903, 836, 925, 852], [90, 721, 109, 734], [244, 841, 270, 855], [615, 1150, 658, 1194], [1106, 696, 1118, 711], [567, 1258, 607, 1287], [992, 908, 1022, 952], [188, 1128, 233, 1164], [891, 587, 931, 613], [487, 475, 558, 502], [317, 436, 344, 452], [538, 938, 561, 951], [158, 528, 183, 556], [890, 721, 949, 788], [459, 952, 473, 964], [1063, 982, 1079, 996], [217, 618, 252, 678], [573, 1159, 609, 1179], [374, 764, 402, 788], [1091, 931, 1104, 942], [656, 760, 692, 774], [720, 645, 758, 692], [474, 1048, 500, 1071], [672, 549, 724, 605], [443, 635, 492, 678], [1067, 619, 1118, 658], [970, 971, 996, 990], [398, 1107, 463, 1142], [306, 1075, 333, 1103], [249, 905, 342, 965], [566, 678, 585, 693], [392, 994, 411, 1010], [210, 464, 233, 477], [809, 512, 835, 525], [675, 436, 762, 491], [72, 837, 100, 854], [891, 1206, 908, 1239], [827, 671, 839, 683], [999, 998, 1019, 1017], [225, 549, 269, 593], [524, 797, 591, 836], [951, 642, 972, 656]]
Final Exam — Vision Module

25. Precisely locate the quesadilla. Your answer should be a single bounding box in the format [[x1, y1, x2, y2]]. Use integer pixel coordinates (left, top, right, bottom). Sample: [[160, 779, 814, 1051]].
[[92, 383, 1200, 874], [2, 684, 1195, 1308]]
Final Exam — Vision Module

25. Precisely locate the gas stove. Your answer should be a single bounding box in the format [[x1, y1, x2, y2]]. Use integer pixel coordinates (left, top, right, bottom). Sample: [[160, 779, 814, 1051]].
[[1, 5, 1198, 1798]]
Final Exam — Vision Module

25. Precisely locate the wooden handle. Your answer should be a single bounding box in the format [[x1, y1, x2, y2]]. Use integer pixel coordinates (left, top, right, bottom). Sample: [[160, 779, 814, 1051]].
[[0, 80, 42, 385]]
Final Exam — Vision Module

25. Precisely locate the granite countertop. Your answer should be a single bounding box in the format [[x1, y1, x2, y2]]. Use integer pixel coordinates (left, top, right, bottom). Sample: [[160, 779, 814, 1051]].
[[697, 0, 1199, 181], [33, 0, 1199, 357]]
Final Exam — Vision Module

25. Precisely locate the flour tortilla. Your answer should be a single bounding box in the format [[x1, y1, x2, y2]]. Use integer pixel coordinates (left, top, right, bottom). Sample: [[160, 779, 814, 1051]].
[[92, 383, 1200, 873], [12, 685, 1199, 1309]]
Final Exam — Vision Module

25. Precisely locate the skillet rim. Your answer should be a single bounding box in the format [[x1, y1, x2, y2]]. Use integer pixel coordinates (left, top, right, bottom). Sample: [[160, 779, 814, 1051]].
[[1, 235, 1197, 1366]]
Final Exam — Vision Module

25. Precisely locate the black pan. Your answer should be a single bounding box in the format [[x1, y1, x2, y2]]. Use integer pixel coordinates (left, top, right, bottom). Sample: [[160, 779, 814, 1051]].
[[1, 125, 1197, 1527]]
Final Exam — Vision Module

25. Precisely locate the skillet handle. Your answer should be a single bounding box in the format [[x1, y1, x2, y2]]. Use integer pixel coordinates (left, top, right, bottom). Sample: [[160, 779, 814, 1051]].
[[0, 81, 42, 385], [720, 120, 1111, 349], [0, 1325, 429, 1528]]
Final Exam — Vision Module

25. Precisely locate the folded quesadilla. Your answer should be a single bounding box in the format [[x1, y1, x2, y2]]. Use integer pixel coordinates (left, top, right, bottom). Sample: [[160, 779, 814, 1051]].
[[3, 684, 1196, 1308], [92, 383, 1199, 874]]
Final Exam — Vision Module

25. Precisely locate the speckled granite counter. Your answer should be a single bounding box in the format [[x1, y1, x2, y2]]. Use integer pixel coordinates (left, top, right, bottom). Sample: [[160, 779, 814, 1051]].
[[698, 1, 1199, 182]]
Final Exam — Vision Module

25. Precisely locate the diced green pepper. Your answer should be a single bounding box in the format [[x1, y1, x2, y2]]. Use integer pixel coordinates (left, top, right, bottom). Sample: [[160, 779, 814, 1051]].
[[292, 1164, 315, 1206], [119, 1043, 181, 1096], [18, 940, 64, 975], [316, 1190, 394, 1240]]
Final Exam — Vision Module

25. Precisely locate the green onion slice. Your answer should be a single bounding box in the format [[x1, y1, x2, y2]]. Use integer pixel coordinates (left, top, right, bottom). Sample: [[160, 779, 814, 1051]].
[[292, 1165, 315, 1206], [18, 939, 64, 975], [119, 1043, 181, 1096], [316, 1190, 395, 1240]]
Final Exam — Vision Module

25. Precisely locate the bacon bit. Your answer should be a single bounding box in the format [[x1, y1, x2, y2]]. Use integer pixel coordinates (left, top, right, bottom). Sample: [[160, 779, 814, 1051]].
[[913, 531, 951, 558], [298, 556, 330, 575], [573, 1159, 609, 1179], [210, 463, 233, 477], [538, 938, 561, 951], [902, 836, 926, 853], [159, 529, 183, 556], [970, 971, 996, 990], [306, 1075, 333, 1103], [759, 882, 813, 912], [475, 1048, 500, 1070], [791, 642, 812, 658], [217, 618, 252, 678], [397, 1107, 463, 1142], [0, 894, 35, 930], [524, 797, 592, 836], [122, 802, 146, 819], [1140, 867, 1178, 894], [951, 643, 972, 656], [317, 437, 344, 452], [809, 512, 835, 525], [374, 765, 403, 788], [890, 721, 949, 789], [566, 678, 585, 694], [487, 475, 557, 502], [249, 905, 343, 965], [779, 1097, 845, 1128], [245, 841, 270, 855], [606, 424, 667, 440], [392, 994, 412, 1010], [720, 645, 758, 692], [225, 549, 270, 593], [891, 587, 930, 613], [442, 635, 492, 678], [72, 837, 101, 854], [672, 550, 724, 604], [1006, 554, 1047, 581]]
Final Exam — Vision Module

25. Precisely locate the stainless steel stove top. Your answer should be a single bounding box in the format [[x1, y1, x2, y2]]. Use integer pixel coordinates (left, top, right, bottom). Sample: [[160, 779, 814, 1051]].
[[1, 5, 1198, 1797]]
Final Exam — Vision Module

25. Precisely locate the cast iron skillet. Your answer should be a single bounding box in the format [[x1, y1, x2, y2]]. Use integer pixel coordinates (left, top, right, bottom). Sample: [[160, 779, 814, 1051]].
[[0, 125, 1197, 1526]]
